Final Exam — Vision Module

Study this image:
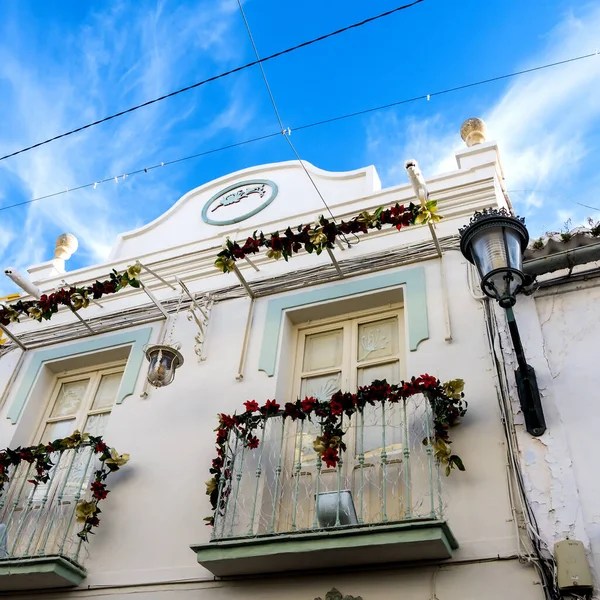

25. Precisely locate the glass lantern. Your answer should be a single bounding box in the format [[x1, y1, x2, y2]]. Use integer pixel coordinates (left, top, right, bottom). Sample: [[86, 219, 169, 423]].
[[459, 208, 529, 308], [145, 344, 184, 388]]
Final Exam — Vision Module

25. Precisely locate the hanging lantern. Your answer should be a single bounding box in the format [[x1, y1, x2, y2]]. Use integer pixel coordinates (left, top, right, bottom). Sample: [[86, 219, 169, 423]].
[[145, 344, 184, 388]]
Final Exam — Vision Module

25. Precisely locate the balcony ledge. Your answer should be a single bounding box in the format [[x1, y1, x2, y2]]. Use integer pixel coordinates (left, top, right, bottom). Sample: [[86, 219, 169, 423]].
[[0, 556, 86, 591], [191, 519, 458, 577]]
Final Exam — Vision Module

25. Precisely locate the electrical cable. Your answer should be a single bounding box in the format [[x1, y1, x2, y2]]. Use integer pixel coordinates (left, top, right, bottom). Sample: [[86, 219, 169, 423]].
[[1, 49, 598, 214], [0, 131, 280, 213], [235, 0, 351, 244], [294, 51, 599, 133], [0, 0, 424, 163], [482, 299, 561, 600]]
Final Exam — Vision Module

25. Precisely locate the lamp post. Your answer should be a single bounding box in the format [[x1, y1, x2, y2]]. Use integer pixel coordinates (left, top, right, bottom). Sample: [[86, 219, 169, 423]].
[[459, 208, 546, 436]]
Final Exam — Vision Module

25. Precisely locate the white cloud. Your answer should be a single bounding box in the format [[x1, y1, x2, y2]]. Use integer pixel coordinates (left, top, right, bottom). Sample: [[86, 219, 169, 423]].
[[0, 0, 254, 295], [365, 3, 600, 235]]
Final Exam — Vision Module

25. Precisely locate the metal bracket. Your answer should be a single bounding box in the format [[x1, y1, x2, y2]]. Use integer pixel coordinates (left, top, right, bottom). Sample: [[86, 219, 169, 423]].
[[140, 282, 169, 319], [175, 277, 214, 362], [140, 263, 177, 290], [0, 323, 27, 351], [326, 247, 344, 278], [232, 264, 255, 299], [68, 305, 96, 334]]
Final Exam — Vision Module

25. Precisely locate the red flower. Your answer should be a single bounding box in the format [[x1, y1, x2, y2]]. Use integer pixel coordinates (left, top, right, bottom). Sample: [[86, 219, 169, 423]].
[[300, 397, 317, 413], [321, 447, 338, 468], [103, 281, 116, 294], [219, 414, 237, 428], [94, 441, 108, 454], [216, 429, 228, 444], [416, 374, 438, 389], [87, 516, 100, 527], [329, 398, 344, 416], [91, 481, 109, 500], [261, 399, 280, 415], [247, 436, 260, 449], [244, 400, 259, 413], [284, 402, 301, 420]]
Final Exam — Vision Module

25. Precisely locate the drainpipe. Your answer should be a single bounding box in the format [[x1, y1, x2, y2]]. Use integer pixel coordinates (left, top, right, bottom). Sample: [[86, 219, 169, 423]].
[[523, 243, 600, 278]]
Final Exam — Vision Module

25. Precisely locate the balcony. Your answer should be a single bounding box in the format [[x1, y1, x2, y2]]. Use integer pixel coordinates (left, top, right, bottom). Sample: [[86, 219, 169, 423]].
[[193, 392, 459, 576], [0, 443, 104, 591]]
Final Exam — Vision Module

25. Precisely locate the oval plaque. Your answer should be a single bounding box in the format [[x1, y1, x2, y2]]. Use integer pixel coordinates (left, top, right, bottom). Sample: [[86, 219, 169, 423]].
[[201, 179, 278, 226]]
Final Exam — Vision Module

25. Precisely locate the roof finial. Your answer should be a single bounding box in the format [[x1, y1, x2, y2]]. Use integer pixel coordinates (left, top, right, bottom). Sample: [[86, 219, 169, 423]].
[[460, 117, 487, 147], [54, 233, 79, 262]]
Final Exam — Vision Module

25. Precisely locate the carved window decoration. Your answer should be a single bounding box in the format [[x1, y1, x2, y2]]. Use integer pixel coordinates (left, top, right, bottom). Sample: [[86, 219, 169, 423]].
[[315, 588, 363, 600]]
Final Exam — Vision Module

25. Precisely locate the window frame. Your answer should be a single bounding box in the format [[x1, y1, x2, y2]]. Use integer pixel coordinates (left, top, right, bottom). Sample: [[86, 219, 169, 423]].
[[291, 303, 406, 403], [32, 359, 126, 445], [285, 303, 406, 471]]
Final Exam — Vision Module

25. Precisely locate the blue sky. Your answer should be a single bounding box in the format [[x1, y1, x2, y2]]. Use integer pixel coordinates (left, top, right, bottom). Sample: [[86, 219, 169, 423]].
[[0, 0, 599, 295]]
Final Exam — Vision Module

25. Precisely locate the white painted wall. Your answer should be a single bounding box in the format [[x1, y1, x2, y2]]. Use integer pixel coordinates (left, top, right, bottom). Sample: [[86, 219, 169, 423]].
[[533, 281, 600, 580], [0, 142, 546, 599]]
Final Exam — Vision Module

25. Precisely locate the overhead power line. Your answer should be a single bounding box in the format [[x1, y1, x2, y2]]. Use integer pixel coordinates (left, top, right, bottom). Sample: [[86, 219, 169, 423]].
[[0, 49, 597, 215], [295, 50, 599, 132], [0, 0, 424, 163], [235, 0, 342, 230]]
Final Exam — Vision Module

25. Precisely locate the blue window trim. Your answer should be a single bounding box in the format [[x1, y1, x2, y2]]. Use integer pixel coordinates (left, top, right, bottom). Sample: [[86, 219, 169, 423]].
[[6, 327, 153, 424], [258, 266, 428, 376]]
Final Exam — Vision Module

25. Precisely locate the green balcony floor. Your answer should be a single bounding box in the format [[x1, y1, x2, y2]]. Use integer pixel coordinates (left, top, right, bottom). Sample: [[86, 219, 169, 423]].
[[192, 519, 458, 577], [0, 555, 86, 591]]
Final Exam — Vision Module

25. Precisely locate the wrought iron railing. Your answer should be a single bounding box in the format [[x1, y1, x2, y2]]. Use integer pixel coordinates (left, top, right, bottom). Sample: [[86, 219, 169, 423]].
[[212, 393, 445, 540], [0, 444, 99, 565]]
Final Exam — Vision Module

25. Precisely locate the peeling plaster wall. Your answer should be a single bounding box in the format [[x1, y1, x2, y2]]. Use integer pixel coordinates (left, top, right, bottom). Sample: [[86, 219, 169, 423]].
[[494, 296, 590, 552], [533, 281, 600, 582]]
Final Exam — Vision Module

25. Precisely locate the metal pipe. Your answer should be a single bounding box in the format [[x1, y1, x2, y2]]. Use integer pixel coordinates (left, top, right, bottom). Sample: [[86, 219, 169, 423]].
[[140, 283, 170, 319], [140, 263, 177, 290], [244, 256, 260, 272], [326, 248, 344, 278], [232, 264, 255, 299], [405, 160, 451, 340], [524, 242, 600, 277], [236, 297, 255, 381], [439, 255, 453, 342], [69, 305, 96, 334], [0, 324, 27, 351]]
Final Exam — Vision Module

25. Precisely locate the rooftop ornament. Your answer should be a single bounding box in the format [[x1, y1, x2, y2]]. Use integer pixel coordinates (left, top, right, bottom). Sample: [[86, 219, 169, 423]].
[[459, 207, 546, 437]]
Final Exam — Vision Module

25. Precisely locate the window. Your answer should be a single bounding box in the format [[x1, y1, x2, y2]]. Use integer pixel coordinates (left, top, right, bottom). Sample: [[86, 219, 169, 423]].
[[278, 306, 407, 530], [35, 362, 125, 444], [1, 363, 125, 559]]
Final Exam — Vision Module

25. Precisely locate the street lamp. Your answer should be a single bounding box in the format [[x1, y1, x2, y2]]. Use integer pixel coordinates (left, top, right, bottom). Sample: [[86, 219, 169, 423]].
[[460, 208, 546, 436]]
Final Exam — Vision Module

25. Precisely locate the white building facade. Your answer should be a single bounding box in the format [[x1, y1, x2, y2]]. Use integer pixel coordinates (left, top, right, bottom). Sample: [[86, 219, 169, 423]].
[[0, 119, 593, 599]]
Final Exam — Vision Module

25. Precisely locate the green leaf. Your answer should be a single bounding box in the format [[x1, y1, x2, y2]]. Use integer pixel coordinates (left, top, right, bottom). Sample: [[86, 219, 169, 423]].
[[129, 279, 141, 289], [451, 455, 465, 471]]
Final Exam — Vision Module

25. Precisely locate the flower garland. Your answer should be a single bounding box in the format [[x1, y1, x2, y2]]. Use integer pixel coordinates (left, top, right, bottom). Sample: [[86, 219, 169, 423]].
[[0, 262, 143, 327], [214, 201, 442, 273], [205, 375, 466, 526], [0, 430, 129, 542]]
